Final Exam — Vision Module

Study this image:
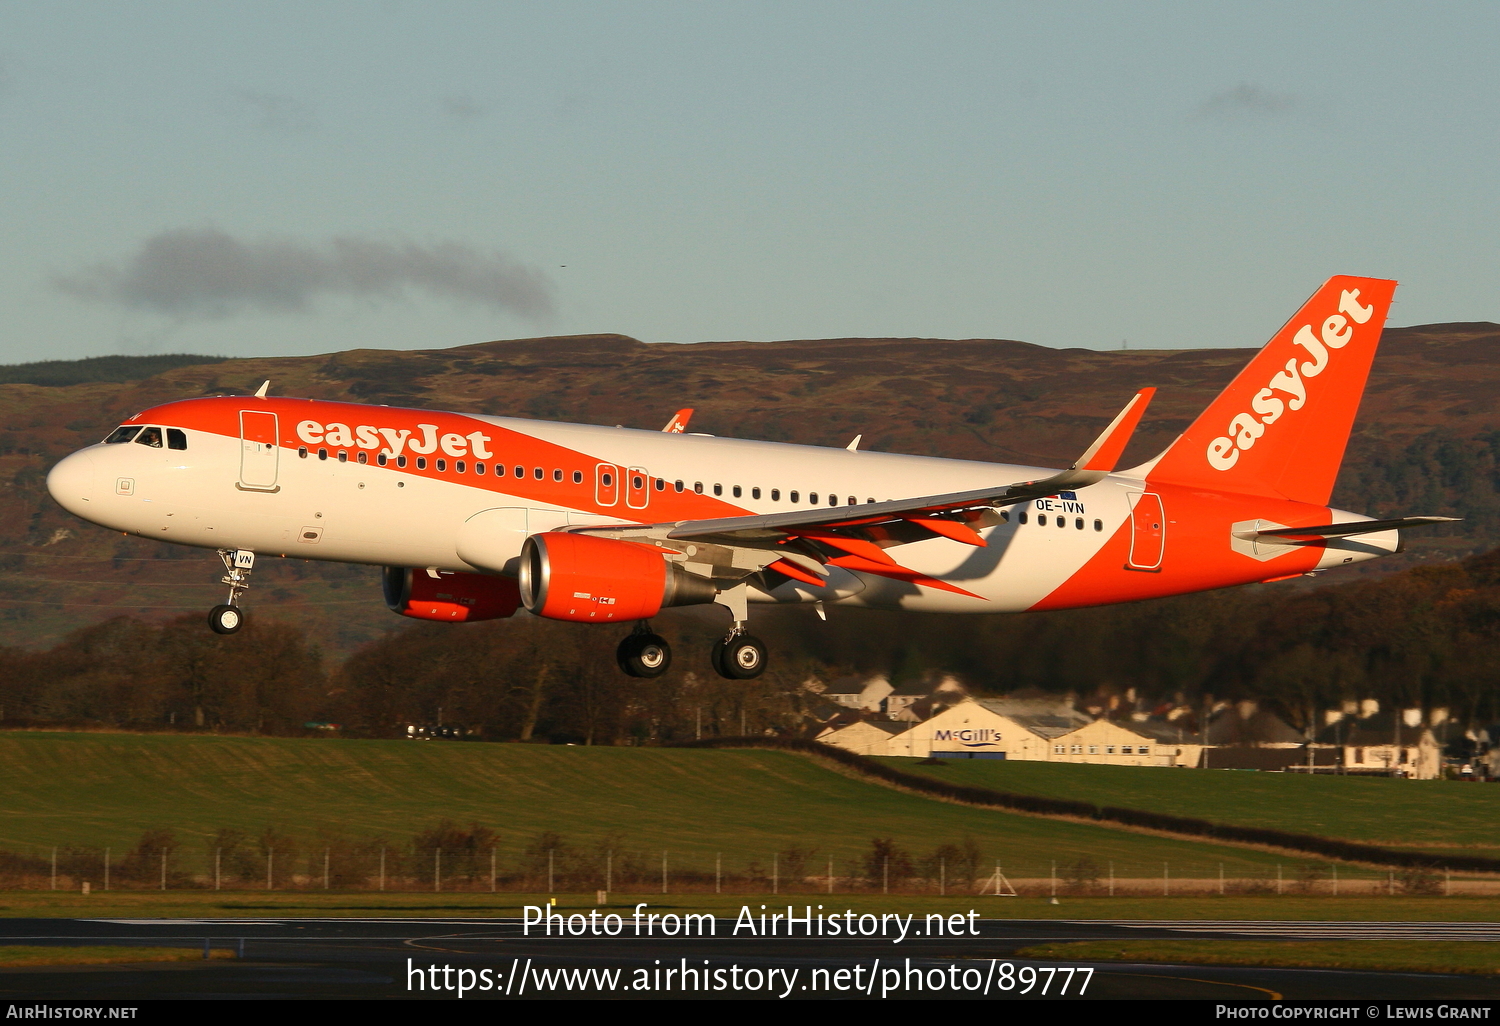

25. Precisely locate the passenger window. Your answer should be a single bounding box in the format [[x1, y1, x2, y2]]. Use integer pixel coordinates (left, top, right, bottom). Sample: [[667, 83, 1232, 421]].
[[338, 451, 348, 463], [847, 495, 855, 505], [415, 457, 426, 469], [790, 491, 800, 503], [770, 489, 779, 501], [714, 484, 722, 496], [457, 461, 467, 474], [377, 453, 388, 466], [732, 485, 742, 498], [694, 482, 703, 493], [1094, 519, 1102, 531], [829, 494, 838, 506], [553, 469, 563, 482], [674, 480, 684, 492], [1056, 516, 1065, 529], [397, 456, 408, 468], [573, 470, 582, 483], [475, 462, 485, 475], [319, 448, 329, 461], [135, 426, 164, 448], [1018, 511, 1028, 524], [357, 452, 367, 465], [533, 467, 543, 480], [1000, 509, 1010, 522], [104, 426, 141, 444], [809, 492, 818, 504], [166, 429, 187, 450], [436, 459, 446, 472], [751, 487, 760, 499], [515, 466, 524, 478], [654, 478, 664, 491], [299, 447, 308, 459], [1075, 517, 1083, 530]]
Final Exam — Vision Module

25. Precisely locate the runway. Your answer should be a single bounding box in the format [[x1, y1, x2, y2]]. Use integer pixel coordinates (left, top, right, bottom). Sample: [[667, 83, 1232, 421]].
[[1, 917, 1498, 1001]]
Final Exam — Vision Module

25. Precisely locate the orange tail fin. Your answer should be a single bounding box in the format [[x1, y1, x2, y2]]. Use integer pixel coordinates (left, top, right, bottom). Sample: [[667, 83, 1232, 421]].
[[1146, 275, 1396, 505]]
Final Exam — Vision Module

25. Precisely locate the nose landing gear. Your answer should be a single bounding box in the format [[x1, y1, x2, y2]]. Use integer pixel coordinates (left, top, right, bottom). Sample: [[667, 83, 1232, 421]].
[[617, 623, 672, 677], [208, 549, 255, 635]]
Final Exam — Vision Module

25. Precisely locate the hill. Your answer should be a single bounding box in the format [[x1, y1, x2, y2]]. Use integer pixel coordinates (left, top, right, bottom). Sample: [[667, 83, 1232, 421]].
[[1, 322, 1497, 653]]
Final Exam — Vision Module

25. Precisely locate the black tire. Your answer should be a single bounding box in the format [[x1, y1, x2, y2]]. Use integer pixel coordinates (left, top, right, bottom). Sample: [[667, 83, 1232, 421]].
[[617, 633, 672, 678], [717, 635, 767, 679], [208, 604, 244, 635], [710, 639, 729, 678]]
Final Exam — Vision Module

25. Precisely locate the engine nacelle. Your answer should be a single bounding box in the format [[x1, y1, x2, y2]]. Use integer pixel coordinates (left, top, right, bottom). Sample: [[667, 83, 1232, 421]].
[[519, 532, 717, 623], [382, 567, 523, 622]]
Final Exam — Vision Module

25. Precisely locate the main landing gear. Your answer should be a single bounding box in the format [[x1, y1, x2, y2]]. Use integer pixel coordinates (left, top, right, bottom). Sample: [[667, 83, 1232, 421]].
[[615, 622, 768, 680], [712, 627, 767, 680], [617, 624, 672, 678], [208, 549, 254, 635]]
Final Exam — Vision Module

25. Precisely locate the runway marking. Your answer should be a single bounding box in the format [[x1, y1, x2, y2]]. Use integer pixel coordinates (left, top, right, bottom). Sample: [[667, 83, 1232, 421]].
[[401, 931, 507, 953], [1109, 969, 1283, 1000]]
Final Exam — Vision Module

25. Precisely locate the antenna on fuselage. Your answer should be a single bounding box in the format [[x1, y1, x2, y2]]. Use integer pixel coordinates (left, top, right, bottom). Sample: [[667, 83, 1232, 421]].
[[254, 380, 270, 398]]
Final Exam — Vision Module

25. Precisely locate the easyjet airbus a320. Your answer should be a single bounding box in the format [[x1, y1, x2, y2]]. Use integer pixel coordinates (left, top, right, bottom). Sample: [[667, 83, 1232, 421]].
[[46, 276, 1454, 679]]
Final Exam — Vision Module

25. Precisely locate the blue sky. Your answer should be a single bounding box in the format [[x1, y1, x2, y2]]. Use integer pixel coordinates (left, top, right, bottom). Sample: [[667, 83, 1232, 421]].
[[1, 1, 1496, 362]]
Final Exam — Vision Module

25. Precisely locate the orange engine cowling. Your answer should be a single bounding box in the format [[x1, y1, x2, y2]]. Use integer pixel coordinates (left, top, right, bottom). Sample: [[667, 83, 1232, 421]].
[[519, 532, 717, 623], [382, 567, 523, 622]]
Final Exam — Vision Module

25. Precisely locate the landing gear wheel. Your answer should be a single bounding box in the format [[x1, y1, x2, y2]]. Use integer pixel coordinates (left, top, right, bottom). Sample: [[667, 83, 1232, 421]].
[[617, 633, 672, 678], [208, 604, 244, 635], [713, 634, 767, 680]]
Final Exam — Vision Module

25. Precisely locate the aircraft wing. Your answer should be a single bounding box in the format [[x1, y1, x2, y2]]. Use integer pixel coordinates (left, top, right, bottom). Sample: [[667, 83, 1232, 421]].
[[565, 389, 1156, 589]]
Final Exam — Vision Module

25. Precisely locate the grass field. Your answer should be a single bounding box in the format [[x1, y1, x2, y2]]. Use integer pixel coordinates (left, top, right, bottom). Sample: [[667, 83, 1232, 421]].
[[890, 757, 1500, 851], [0, 731, 1404, 883]]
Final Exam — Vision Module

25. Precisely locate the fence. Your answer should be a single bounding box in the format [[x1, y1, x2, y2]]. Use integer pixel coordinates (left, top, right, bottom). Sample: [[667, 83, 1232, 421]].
[[0, 844, 1479, 897]]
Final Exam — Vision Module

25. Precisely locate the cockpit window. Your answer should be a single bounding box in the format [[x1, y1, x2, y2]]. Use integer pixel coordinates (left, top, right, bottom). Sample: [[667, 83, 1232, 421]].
[[166, 428, 187, 450], [135, 426, 164, 448], [104, 426, 141, 444]]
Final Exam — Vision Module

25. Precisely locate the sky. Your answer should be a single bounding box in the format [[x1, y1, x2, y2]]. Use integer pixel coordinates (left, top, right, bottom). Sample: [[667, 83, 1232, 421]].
[[1, 1, 1496, 363]]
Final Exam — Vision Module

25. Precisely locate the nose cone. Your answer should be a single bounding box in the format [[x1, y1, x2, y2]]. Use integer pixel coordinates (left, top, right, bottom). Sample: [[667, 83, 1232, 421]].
[[47, 450, 98, 518]]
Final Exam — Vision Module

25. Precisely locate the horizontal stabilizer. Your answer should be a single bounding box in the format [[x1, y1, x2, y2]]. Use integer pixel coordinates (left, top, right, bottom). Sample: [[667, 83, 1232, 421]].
[[1252, 516, 1461, 541]]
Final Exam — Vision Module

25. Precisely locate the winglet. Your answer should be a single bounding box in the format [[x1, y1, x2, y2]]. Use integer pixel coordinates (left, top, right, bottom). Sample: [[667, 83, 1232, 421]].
[[254, 380, 271, 399], [1072, 388, 1154, 472], [846, 434, 862, 452], [662, 409, 693, 433]]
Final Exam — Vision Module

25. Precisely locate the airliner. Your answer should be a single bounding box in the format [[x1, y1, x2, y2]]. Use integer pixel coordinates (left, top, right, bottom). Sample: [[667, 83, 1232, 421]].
[[45, 276, 1454, 679]]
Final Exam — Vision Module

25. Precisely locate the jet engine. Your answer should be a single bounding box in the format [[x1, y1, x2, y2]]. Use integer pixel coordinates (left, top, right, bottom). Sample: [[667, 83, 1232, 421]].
[[382, 567, 523, 622], [519, 532, 716, 623]]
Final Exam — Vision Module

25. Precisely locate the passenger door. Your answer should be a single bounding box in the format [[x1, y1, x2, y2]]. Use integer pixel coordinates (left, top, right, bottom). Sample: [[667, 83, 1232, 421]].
[[1126, 492, 1164, 570], [238, 411, 279, 491]]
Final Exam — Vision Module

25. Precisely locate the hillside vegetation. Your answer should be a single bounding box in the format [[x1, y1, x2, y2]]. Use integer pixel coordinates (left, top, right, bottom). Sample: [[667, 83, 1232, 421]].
[[6, 546, 1500, 748]]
